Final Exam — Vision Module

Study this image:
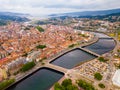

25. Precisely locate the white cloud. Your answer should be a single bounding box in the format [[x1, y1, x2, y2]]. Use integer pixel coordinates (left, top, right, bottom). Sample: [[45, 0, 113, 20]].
[[0, 0, 120, 16]]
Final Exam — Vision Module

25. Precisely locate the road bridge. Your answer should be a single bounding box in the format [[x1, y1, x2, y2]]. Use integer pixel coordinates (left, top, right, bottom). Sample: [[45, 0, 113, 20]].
[[79, 47, 100, 57], [45, 64, 68, 74]]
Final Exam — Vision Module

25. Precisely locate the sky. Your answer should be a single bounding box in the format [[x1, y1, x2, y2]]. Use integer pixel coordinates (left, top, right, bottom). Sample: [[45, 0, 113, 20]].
[[0, 0, 120, 16]]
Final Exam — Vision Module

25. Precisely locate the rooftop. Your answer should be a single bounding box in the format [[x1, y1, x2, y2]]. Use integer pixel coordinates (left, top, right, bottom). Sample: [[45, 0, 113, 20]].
[[112, 69, 120, 87]]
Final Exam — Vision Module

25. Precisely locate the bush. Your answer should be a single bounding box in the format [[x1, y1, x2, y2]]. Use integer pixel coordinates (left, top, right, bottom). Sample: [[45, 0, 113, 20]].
[[98, 83, 105, 88], [36, 26, 44, 32], [68, 44, 76, 48], [77, 79, 95, 90], [0, 79, 15, 90], [36, 45, 46, 49], [66, 85, 78, 90], [54, 83, 65, 90], [94, 72, 103, 81], [54, 79, 78, 90], [20, 61, 35, 72], [98, 57, 108, 62], [61, 79, 72, 87]]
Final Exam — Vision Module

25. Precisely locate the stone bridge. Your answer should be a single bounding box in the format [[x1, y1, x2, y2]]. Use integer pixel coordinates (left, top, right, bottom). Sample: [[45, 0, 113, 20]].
[[79, 47, 100, 57], [45, 64, 68, 74]]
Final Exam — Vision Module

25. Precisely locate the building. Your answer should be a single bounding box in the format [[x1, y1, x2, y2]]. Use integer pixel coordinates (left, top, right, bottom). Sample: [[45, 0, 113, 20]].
[[5, 57, 27, 74], [0, 68, 8, 81], [26, 51, 41, 62], [112, 69, 120, 87]]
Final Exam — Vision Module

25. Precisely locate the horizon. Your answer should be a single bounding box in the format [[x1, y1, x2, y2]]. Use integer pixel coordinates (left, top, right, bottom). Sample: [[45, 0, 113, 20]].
[[0, 0, 120, 17]]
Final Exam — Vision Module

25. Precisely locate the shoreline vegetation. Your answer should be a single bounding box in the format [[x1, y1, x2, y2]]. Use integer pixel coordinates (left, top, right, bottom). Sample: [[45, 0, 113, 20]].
[[54, 79, 78, 90], [20, 61, 36, 72], [54, 78, 96, 90], [0, 79, 15, 90]]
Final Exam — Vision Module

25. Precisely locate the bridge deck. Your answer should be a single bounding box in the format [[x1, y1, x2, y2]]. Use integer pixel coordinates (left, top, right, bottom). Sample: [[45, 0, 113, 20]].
[[79, 47, 100, 57], [45, 64, 68, 73]]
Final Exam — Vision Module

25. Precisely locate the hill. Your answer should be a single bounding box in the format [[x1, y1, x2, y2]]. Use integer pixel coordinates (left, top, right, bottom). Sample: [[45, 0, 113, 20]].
[[49, 8, 120, 17], [0, 12, 30, 25], [77, 12, 120, 22]]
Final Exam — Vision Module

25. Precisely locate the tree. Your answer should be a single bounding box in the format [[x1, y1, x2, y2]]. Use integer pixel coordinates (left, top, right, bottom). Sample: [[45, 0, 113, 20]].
[[54, 83, 65, 90], [0, 79, 15, 90], [20, 61, 35, 72], [36, 26, 44, 32], [68, 44, 76, 48], [77, 79, 95, 90], [54, 79, 78, 90], [98, 83, 105, 88], [94, 72, 103, 81], [66, 85, 78, 90], [61, 79, 72, 87], [36, 45, 46, 49], [98, 57, 108, 62]]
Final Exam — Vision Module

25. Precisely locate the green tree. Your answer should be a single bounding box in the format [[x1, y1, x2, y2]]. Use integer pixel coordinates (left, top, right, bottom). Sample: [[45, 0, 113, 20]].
[[66, 85, 78, 90], [36, 45, 46, 49], [61, 79, 72, 87], [77, 79, 95, 90], [98, 83, 105, 88], [68, 44, 76, 48], [54, 79, 78, 90], [54, 83, 65, 90], [98, 57, 108, 62], [36, 26, 44, 32], [20, 61, 35, 72], [0, 79, 15, 90], [94, 72, 103, 81]]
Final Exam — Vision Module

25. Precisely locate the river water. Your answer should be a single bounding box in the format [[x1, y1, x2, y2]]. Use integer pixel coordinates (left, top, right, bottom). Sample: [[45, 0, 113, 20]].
[[51, 49, 96, 69], [6, 68, 64, 90]]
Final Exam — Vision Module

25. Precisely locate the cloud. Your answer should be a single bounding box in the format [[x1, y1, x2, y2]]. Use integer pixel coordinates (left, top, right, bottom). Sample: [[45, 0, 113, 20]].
[[0, 0, 120, 16]]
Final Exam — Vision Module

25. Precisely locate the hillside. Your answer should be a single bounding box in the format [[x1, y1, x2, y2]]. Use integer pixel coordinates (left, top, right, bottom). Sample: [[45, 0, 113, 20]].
[[0, 12, 30, 25], [49, 8, 120, 17], [77, 12, 120, 22], [49, 8, 120, 22]]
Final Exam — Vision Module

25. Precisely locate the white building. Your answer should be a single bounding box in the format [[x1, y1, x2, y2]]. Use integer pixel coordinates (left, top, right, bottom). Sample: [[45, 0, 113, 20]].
[[26, 51, 41, 62], [112, 69, 120, 87]]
